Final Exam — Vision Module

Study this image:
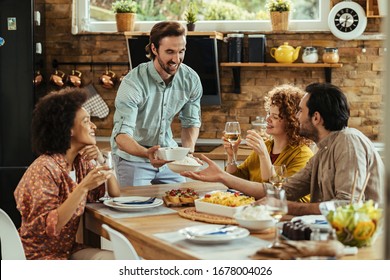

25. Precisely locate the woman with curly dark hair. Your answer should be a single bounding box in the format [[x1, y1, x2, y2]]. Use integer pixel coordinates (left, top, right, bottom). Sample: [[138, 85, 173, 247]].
[[14, 87, 120, 260], [223, 84, 313, 202]]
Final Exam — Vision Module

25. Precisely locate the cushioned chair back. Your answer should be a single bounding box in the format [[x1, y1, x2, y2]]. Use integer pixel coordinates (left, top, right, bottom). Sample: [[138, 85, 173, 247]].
[[0, 208, 26, 260], [102, 224, 140, 260]]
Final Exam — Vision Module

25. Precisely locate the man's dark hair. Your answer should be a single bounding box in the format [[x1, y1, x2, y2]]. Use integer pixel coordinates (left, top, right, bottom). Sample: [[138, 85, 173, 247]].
[[31, 87, 88, 155], [145, 21, 186, 60], [305, 82, 350, 131]]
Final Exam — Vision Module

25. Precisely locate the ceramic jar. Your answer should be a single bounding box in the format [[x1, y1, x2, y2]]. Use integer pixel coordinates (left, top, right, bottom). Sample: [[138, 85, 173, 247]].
[[322, 47, 339, 63], [302, 47, 318, 63]]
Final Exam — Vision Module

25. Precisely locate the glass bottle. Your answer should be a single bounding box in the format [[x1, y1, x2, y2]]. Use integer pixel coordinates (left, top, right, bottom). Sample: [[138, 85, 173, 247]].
[[322, 47, 339, 63], [310, 228, 321, 241], [302, 47, 318, 63]]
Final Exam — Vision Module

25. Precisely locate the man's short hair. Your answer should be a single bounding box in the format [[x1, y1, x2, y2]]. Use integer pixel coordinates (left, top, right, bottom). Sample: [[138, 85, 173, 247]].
[[145, 21, 186, 60], [305, 82, 350, 131]]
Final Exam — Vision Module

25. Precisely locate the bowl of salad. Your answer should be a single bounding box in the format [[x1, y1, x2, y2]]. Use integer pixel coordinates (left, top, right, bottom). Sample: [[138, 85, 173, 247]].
[[319, 200, 382, 248]]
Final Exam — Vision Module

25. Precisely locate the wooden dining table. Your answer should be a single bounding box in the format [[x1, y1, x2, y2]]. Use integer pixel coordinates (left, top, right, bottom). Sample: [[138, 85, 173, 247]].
[[83, 181, 383, 260]]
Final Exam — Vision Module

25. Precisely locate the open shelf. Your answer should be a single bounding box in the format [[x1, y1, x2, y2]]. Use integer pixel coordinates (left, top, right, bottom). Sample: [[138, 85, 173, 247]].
[[220, 62, 343, 68], [220, 62, 343, 93]]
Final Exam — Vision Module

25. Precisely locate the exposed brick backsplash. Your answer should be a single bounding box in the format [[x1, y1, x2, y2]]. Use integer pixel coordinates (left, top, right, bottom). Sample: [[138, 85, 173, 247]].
[[44, 0, 385, 141]]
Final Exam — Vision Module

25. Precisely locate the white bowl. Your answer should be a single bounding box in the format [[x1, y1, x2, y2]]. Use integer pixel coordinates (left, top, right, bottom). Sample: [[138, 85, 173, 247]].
[[157, 147, 190, 161], [195, 199, 246, 218], [234, 216, 275, 232], [167, 162, 201, 173]]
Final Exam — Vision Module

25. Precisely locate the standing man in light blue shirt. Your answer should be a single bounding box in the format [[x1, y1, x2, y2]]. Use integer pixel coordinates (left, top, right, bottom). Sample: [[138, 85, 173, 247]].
[[111, 21, 202, 187]]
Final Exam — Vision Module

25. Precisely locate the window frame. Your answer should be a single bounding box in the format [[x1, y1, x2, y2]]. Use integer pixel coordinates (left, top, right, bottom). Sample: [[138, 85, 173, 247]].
[[73, 0, 331, 34]]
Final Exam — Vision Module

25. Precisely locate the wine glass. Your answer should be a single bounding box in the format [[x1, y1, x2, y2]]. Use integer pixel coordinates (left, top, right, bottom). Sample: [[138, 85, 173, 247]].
[[224, 121, 241, 165], [252, 116, 269, 141], [99, 151, 113, 201], [265, 186, 288, 247], [269, 164, 287, 188]]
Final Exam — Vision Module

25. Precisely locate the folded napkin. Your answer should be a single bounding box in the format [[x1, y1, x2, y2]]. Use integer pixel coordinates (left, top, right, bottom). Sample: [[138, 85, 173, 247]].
[[252, 240, 345, 260]]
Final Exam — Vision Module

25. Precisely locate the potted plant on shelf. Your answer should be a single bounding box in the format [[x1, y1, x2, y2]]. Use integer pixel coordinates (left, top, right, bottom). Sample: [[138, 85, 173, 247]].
[[184, 2, 198, 31], [266, 0, 292, 31], [112, 0, 137, 32]]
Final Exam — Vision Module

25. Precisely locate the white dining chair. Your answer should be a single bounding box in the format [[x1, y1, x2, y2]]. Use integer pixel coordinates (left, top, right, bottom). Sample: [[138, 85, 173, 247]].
[[0, 208, 26, 260], [102, 224, 140, 260]]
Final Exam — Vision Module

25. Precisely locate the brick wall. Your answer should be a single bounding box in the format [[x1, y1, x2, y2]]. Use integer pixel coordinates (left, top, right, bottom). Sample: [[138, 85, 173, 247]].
[[43, 0, 386, 141]]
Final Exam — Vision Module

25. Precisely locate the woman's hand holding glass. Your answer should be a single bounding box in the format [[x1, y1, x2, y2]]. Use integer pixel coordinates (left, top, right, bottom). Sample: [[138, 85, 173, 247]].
[[98, 151, 114, 201], [224, 122, 241, 165]]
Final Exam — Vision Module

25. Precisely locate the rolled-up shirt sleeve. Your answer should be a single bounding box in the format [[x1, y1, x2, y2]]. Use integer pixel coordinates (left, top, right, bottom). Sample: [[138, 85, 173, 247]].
[[179, 73, 202, 128], [112, 78, 141, 138]]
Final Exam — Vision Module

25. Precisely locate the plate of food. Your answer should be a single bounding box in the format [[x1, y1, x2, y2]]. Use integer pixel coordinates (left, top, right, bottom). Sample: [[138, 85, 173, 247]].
[[179, 224, 250, 244], [167, 156, 202, 173], [163, 188, 199, 207], [195, 191, 255, 218]]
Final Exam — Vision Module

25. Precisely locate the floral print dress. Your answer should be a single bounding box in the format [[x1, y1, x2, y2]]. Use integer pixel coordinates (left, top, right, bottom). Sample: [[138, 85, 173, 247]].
[[14, 153, 104, 260]]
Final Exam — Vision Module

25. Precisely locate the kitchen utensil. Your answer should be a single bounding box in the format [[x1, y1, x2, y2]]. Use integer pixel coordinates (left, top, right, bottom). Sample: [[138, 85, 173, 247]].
[[50, 70, 66, 87], [270, 42, 301, 63], [68, 69, 82, 87]]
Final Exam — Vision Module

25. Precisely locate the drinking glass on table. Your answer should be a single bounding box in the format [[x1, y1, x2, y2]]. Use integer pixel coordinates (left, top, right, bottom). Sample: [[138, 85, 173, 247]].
[[269, 164, 287, 188], [99, 151, 113, 201], [224, 121, 241, 165], [265, 186, 288, 247]]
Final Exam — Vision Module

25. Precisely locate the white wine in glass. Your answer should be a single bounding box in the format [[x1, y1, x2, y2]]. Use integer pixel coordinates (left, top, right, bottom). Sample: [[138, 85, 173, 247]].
[[99, 151, 113, 201], [266, 186, 288, 247], [269, 164, 287, 188], [224, 121, 241, 165]]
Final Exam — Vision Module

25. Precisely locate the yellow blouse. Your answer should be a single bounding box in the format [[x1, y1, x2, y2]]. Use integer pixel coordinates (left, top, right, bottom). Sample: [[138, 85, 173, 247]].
[[232, 140, 314, 202]]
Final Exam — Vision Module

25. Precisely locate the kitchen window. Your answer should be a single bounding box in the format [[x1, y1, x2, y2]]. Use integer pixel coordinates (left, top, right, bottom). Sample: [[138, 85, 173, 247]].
[[72, 0, 330, 34]]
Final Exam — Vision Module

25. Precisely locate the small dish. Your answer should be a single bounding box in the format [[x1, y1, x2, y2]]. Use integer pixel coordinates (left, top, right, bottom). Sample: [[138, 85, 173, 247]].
[[234, 216, 275, 232], [157, 147, 190, 161]]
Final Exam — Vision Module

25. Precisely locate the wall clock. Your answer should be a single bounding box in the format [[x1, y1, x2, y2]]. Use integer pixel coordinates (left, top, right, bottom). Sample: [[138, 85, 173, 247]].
[[328, 0, 367, 40]]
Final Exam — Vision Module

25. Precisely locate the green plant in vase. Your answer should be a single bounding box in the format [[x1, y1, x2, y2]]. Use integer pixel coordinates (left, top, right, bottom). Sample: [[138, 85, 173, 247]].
[[185, 2, 198, 31], [265, 0, 292, 31], [112, 0, 138, 32]]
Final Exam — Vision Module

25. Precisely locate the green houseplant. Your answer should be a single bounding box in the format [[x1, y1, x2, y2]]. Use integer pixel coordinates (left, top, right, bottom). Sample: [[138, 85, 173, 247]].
[[184, 2, 198, 31], [112, 0, 138, 32], [265, 0, 292, 31]]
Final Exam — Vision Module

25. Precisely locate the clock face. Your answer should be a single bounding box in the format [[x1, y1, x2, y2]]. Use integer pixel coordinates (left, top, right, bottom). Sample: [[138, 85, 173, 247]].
[[328, 2, 367, 40], [334, 8, 359, 32]]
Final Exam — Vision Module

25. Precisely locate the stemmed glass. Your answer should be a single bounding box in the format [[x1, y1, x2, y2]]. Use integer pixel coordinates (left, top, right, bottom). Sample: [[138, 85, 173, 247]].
[[269, 164, 287, 189], [224, 121, 241, 165], [99, 151, 113, 201], [253, 116, 269, 141], [265, 186, 288, 247]]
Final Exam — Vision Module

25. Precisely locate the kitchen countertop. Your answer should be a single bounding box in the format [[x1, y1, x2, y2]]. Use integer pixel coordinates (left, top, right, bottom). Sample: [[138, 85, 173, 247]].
[[96, 137, 253, 161]]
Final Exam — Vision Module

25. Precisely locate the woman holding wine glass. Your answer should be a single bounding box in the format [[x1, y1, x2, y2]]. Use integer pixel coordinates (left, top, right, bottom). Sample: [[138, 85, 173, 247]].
[[14, 87, 120, 260], [224, 121, 241, 165], [222, 84, 313, 202]]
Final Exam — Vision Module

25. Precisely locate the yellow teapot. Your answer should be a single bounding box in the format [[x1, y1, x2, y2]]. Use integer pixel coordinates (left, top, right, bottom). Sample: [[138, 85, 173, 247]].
[[270, 42, 301, 63]]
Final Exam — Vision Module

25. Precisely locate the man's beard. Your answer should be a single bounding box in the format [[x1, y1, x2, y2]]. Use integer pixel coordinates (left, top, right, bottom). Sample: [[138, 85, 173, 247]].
[[299, 120, 319, 143], [157, 56, 181, 76]]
